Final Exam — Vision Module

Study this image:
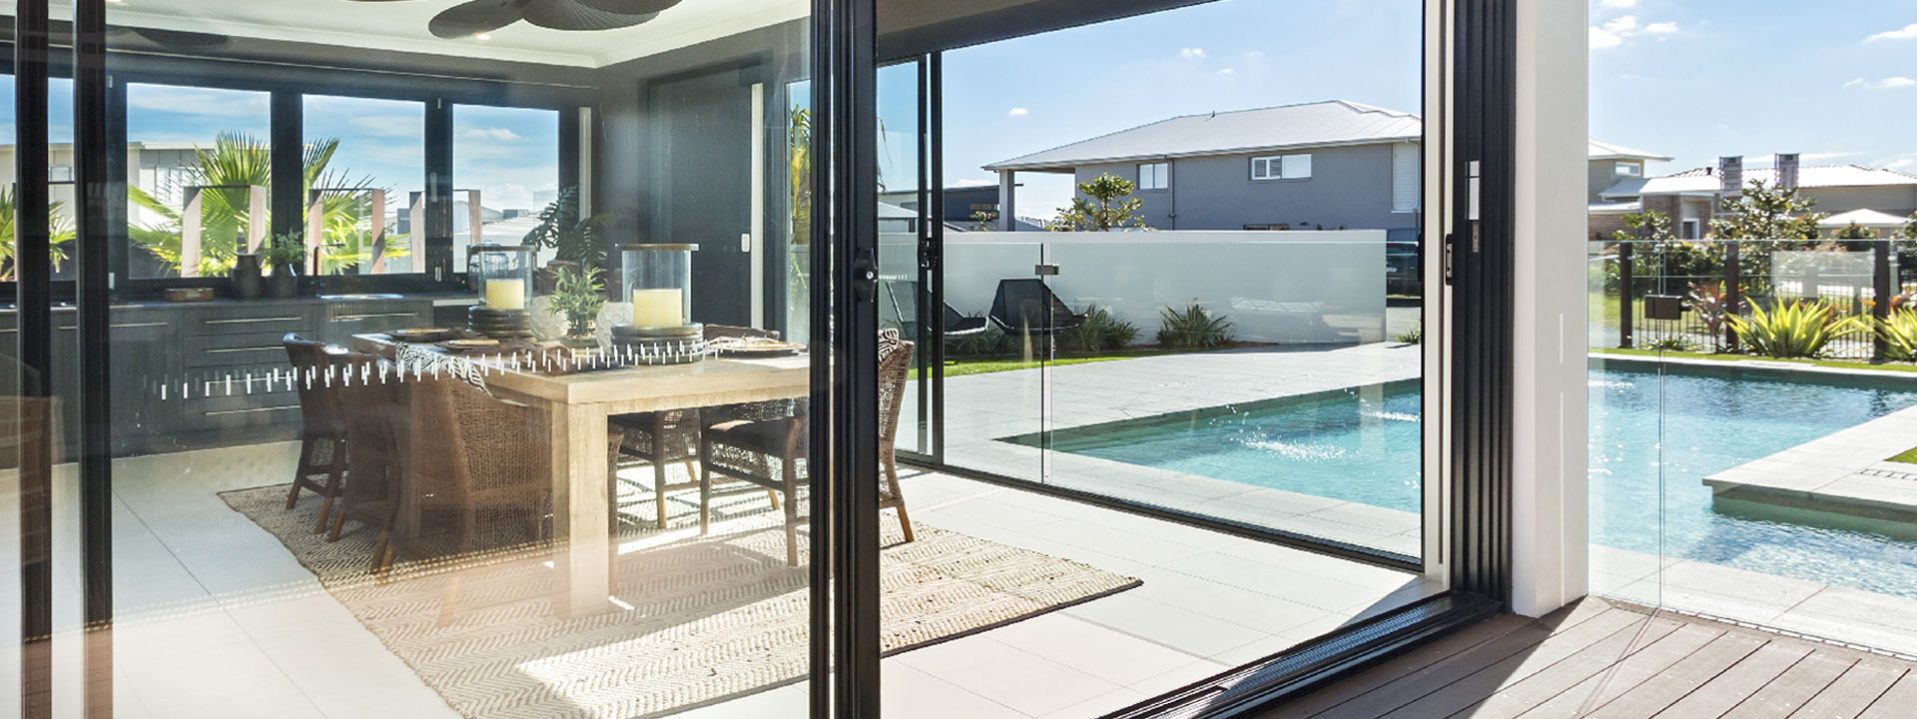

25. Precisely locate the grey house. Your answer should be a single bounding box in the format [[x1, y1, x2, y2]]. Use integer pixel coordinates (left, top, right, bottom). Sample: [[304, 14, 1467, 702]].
[[983, 100, 1425, 237]]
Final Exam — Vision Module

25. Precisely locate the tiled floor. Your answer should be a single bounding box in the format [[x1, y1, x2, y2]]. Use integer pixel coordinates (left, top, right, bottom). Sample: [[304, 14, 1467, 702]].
[[4, 443, 1438, 719]]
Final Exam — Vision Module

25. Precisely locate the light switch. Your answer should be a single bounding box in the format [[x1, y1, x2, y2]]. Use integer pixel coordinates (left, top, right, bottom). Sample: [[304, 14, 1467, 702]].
[[741, 233, 752, 252]]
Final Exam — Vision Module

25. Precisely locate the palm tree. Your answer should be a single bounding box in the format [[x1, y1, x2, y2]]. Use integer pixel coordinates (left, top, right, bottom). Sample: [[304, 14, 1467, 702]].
[[0, 186, 76, 281], [128, 132, 383, 276]]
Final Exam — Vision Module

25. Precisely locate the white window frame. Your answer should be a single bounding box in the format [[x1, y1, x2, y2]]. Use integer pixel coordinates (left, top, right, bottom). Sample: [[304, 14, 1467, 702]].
[[1614, 161, 1641, 177], [1252, 153, 1312, 181], [1137, 161, 1169, 190]]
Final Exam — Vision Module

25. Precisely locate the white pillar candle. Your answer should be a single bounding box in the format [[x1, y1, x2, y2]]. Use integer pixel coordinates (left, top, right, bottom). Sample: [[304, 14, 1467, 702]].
[[485, 278, 526, 310], [631, 288, 685, 327]]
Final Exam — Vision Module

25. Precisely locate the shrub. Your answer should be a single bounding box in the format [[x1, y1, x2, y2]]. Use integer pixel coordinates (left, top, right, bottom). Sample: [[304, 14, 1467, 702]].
[[946, 321, 1004, 357], [1069, 306, 1139, 352], [1728, 300, 1861, 359], [1643, 336, 1699, 353], [1396, 320, 1423, 345], [1686, 281, 1734, 352], [1156, 303, 1234, 348], [1878, 309, 1917, 362]]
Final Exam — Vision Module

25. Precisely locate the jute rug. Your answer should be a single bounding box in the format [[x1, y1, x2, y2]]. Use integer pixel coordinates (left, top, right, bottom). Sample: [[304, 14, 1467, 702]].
[[222, 482, 1139, 718]]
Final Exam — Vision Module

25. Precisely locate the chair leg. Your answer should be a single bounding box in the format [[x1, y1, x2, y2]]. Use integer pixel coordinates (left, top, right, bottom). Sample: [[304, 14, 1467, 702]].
[[436, 576, 463, 628], [370, 528, 392, 573], [782, 464, 799, 568], [767, 490, 781, 510], [313, 439, 346, 534], [328, 502, 349, 542], [653, 460, 670, 530], [285, 438, 314, 510], [885, 455, 915, 543], [698, 455, 713, 537]]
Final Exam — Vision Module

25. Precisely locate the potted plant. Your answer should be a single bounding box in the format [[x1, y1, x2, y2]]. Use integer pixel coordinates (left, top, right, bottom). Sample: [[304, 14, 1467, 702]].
[[521, 187, 609, 292], [263, 232, 308, 299], [549, 265, 607, 348]]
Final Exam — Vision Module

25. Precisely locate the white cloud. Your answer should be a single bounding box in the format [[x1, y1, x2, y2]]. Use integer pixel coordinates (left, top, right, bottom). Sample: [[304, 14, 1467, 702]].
[[1007, 107, 1029, 117], [1215, 68, 1236, 76], [1599, 0, 1638, 8], [1178, 47, 1205, 59], [1848, 77, 1916, 90], [1243, 50, 1265, 59], [1590, 26, 1623, 49], [1603, 15, 1639, 33], [1644, 21, 1678, 34], [950, 178, 996, 188], [459, 127, 521, 141], [1866, 23, 1917, 42]]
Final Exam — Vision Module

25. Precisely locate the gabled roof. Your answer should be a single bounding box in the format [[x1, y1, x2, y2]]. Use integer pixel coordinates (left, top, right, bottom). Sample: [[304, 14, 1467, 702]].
[[1819, 208, 1913, 228], [1588, 140, 1672, 162], [1600, 164, 1917, 199], [984, 100, 1421, 172]]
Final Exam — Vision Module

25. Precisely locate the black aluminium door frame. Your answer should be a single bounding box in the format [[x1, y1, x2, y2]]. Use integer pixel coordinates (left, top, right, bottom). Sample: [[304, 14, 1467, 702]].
[[14, 1, 56, 716]]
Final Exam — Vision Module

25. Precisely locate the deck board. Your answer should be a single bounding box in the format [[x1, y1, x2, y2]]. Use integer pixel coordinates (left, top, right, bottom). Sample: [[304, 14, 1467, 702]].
[[1259, 599, 1917, 719]]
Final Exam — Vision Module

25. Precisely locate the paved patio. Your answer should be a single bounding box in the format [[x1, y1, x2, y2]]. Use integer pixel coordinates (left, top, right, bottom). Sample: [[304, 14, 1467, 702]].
[[908, 342, 1426, 556]]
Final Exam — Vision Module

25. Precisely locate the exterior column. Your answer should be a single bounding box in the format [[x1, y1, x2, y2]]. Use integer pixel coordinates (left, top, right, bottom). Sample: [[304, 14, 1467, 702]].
[[997, 170, 1016, 231]]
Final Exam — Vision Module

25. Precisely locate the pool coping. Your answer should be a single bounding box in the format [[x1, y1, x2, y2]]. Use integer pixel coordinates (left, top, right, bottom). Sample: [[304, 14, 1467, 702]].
[[1703, 403, 1917, 523], [1591, 352, 1917, 388]]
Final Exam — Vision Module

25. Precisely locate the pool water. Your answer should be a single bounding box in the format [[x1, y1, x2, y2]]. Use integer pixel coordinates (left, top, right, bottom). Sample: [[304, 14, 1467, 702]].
[[1040, 367, 1917, 599]]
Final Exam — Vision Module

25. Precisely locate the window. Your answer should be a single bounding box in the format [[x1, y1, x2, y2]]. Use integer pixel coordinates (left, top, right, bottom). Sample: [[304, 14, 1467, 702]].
[[304, 95, 425, 276], [1680, 218, 1700, 239], [1251, 153, 1312, 180], [1137, 161, 1169, 190], [126, 83, 272, 279], [452, 104, 561, 271], [1392, 143, 1421, 212], [1615, 161, 1641, 177]]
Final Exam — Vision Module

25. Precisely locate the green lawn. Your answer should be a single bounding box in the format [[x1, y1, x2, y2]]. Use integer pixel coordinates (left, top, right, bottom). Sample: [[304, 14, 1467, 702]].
[[1889, 446, 1917, 464]]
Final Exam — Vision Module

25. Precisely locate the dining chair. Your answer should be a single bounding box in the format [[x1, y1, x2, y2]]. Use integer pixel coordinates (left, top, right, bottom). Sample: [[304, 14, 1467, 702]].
[[282, 333, 352, 534], [328, 353, 407, 571], [697, 329, 916, 566]]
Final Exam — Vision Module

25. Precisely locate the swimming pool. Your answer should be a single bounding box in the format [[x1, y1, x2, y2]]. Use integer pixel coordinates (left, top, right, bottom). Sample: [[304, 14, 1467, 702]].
[[1038, 366, 1917, 599]]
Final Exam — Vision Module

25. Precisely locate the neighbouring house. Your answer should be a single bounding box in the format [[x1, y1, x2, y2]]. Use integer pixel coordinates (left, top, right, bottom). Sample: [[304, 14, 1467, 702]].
[[1598, 164, 1917, 239], [984, 99, 1656, 244]]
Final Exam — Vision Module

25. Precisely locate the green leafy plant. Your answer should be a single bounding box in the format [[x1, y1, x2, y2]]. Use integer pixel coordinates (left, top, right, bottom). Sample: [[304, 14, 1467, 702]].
[[1049, 173, 1149, 232], [521, 187, 609, 270], [1686, 280, 1734, 352], [946, 321, 1005, 357], [1643, 336, 1700, 353], [1396, 320, 1423, 345], [550, 265, 608, 337], [0, 186, 75, 281], [1711, 180, 1824, 241], [1068, 305, 1139, 352], [1156, 303, 1234, 348], [263, 231, 309, 274], [1728, 299, 1861, 359], [1835, 221, 1879, 240], [1877, 308, 1917, 362]]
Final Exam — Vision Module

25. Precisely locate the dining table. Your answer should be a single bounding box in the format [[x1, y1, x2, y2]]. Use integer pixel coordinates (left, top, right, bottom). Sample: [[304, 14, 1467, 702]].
[[352, 332, 809, 617]]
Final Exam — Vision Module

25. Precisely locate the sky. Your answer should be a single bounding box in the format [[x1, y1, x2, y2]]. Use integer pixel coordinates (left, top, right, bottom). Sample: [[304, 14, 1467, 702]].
[[907, 0, 1917, 220]]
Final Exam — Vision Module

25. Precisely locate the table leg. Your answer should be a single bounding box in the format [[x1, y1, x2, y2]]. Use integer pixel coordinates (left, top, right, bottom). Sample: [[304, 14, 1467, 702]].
[[551, 402, 613, 617]]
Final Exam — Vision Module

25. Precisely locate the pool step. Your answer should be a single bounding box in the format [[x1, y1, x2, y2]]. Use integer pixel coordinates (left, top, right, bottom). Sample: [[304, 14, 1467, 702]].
[[1703, 404, 1917, 523]]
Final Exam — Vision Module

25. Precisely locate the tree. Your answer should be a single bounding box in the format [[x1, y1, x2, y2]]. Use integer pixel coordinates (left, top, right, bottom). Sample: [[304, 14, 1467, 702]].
[[1048, 173, 1148, 232], [1902, 212, 1917, 241], [1611, 209, 1675, 244], [1709, 179, 1823, 240], [969, 209, 998, 232], [1835, 221, 1878, 240], [0, 187, 75, 281]]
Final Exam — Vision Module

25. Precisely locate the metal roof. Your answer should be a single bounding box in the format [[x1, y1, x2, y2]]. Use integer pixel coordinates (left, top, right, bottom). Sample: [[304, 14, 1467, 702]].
[[1587, 140, 1673, 161], [1600, 165, 1917, 198], [1818, 208, 1913, 228], [983, 100, 1422, 172]]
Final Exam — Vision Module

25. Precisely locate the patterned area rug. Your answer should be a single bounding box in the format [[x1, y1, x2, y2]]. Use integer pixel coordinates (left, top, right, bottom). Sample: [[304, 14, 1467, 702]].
[[222, 483, 1139, 718]]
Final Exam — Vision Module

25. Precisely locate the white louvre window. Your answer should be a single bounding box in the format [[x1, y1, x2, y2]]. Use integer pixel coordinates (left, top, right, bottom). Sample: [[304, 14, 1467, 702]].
[[1392, 143, 1420, 213], [1252, 156, 1281, 180], [1138, 161, 1169, 190]]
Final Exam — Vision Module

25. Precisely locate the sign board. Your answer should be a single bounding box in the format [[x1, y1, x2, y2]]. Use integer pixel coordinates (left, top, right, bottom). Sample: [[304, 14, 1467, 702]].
[[1718, 156, 1744, 199], [1777, 153, 1801, 192]]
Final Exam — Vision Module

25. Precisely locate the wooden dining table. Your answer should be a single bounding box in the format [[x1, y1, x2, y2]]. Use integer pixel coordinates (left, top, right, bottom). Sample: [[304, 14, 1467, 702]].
[[352, 333, 809, 617]]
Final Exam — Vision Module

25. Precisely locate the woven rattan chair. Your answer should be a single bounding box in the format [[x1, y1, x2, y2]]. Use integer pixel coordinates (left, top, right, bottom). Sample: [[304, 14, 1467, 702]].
[[282, 333, 351, 534], [698, 329, 916, 566], [328, 353, 407, 571], [607, 323, 782, 529]]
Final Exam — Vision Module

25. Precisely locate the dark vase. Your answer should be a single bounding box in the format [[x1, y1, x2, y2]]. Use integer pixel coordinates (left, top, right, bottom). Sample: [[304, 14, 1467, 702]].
[[232, 254, 263, 300], [269, 267, 301, 299]]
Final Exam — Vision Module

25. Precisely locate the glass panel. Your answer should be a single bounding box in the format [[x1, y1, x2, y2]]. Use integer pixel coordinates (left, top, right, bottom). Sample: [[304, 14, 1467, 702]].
[[125, 82, 272, 279], [304, 95, 425, 276], [876, 60, 932, 458], [99, 1, 824, 717], [452, 104, 558, 272]]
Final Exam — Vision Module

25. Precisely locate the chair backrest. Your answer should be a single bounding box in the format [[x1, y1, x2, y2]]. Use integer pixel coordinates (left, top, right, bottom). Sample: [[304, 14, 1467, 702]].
[[989, 278, 1074, 330], [283, 333, 348, 437], [408, 370, 549, 509], [335, 351, 404, 503], [876, 328, 916, 454]]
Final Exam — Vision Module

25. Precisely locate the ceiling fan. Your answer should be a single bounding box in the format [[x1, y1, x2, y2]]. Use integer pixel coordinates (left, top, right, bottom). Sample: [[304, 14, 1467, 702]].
[[349, 0, 685, 39]]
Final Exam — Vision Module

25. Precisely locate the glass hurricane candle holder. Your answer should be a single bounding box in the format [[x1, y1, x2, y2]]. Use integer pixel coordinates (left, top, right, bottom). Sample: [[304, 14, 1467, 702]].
[[469, 244, 535, 338], [613, 243, 705, 364]]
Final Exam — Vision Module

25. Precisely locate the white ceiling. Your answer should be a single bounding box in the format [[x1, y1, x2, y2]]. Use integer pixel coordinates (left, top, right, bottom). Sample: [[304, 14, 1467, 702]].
[[47, 0, 806, 68]]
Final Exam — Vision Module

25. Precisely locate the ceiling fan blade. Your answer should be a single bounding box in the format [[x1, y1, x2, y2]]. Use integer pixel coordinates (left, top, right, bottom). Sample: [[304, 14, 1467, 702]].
[[573, 0, 683, 14], [522, 1, 658, 31], [429, 0, 530, 39]]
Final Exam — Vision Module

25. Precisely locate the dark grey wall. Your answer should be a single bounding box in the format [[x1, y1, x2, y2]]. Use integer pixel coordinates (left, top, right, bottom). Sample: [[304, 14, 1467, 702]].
[[1072, 143, 1416, 232]]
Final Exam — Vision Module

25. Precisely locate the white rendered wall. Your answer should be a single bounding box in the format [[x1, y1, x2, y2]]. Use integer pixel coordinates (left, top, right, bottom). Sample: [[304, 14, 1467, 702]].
[[1510, 0, 1591, 618]]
